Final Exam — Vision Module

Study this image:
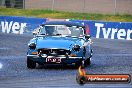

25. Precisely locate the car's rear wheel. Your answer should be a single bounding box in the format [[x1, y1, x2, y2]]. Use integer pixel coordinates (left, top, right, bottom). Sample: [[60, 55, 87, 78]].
[[27, 58, 36, 69]]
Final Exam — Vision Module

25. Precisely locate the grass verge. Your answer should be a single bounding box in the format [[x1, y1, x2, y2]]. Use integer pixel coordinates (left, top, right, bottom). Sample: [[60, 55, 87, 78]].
[[0, 8, 132, 22]]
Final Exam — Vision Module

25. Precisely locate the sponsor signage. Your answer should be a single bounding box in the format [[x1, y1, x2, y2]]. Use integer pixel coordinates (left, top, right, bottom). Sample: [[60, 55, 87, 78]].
[[70, 20, 132, 40], [0, 16, 131, 40], [0, 16, 46, 34]]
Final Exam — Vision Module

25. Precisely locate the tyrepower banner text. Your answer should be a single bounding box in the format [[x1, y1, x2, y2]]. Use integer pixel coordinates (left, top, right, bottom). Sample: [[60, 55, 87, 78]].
[[0, 16, 46, 34], [70, 20, 132, 40], [0, 16, 132, 40]]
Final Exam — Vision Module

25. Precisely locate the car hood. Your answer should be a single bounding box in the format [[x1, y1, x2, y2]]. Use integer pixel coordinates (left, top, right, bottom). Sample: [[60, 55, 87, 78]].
[[36, 36, 81, 50]]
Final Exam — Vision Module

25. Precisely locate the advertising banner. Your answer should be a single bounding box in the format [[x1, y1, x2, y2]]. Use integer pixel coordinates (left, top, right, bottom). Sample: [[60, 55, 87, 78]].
[[0, 16, 46, 34], [0, 16, 131, 40], [70, 20, 132, 40]]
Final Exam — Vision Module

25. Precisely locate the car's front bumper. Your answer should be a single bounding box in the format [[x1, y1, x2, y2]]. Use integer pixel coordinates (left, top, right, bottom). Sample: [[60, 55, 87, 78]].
[[27, 55, 83, 65]]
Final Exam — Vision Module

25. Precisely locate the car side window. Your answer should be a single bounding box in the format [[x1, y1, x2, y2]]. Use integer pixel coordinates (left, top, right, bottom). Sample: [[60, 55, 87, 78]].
[[39, 27, 46, 35], [69, 27, 84, 37], [45, 26, 56, 35]]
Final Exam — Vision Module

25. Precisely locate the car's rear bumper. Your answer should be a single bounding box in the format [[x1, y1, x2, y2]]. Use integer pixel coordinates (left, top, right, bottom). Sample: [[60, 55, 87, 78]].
[[27, 55, 83, 65]]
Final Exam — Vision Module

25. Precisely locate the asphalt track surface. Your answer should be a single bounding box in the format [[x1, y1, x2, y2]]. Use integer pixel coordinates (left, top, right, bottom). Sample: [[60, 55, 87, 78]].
[[0, 33, 132, 88]]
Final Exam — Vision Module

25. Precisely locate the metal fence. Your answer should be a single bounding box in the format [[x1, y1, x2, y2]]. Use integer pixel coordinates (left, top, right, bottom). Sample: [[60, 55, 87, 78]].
[[0, 0, 132, 15]]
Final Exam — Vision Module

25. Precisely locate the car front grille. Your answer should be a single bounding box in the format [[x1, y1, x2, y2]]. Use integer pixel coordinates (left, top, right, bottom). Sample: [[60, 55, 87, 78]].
[[38, 48, 71, 56]]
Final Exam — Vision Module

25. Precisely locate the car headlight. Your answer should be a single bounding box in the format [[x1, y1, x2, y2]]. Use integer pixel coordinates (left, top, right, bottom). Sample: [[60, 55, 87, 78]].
[[29, 43, 36, 49], [73, 45, 80, 51]]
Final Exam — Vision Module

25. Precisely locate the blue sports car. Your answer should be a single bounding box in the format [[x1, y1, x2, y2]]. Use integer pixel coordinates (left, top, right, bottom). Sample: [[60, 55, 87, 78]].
[[27, 21, 93, 68]]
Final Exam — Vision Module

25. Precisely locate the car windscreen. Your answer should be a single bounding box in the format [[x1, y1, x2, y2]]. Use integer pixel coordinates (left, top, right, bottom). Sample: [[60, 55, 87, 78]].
[[39, 25, 84, 37]]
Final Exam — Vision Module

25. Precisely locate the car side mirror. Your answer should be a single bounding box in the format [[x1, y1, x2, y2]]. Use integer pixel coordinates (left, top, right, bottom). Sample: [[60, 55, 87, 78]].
[[85, 35, 91, 39], [32, 31, 38, 35], [32, 27, 41, 35]]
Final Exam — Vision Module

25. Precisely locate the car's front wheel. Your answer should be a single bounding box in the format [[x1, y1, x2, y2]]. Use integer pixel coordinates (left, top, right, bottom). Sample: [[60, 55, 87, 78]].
[[75, 60, 82, 68], [84, 58, 91, 67], [27, 58, 36, 69]]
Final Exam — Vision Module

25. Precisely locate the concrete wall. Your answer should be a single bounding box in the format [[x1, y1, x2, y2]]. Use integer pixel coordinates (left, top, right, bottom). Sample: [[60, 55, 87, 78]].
[[25, 0, 132, 15]]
